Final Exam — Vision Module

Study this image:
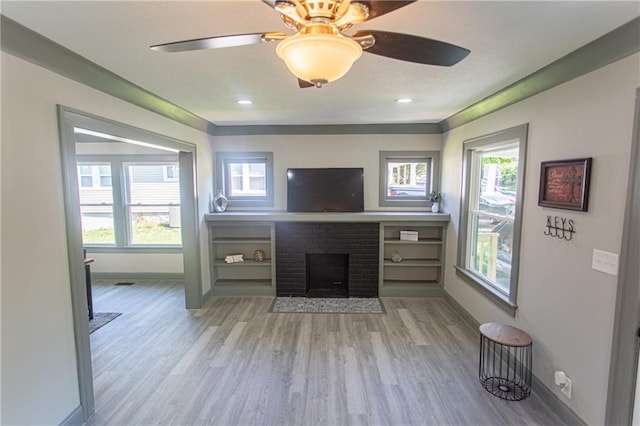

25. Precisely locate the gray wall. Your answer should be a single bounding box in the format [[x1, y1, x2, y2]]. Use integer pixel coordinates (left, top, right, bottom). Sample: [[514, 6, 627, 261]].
[[441, 53, 640, 424], [213, 133, 442, 211], [0, 52, 213, 425]]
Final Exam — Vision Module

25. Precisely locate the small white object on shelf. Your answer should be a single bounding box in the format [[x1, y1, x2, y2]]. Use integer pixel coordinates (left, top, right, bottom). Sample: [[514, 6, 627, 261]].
[[224, 254, 244, 263], [400, 230, 418, 241]]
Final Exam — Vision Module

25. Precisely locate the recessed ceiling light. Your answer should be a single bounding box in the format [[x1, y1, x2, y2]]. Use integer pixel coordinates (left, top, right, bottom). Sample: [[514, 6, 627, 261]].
[[236, 100, 252, 105], [396, 98, 412, 103]]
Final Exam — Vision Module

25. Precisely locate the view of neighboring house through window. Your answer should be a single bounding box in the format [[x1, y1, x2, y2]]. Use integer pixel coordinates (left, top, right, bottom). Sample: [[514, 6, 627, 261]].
[[77, 158, 181, 246], [78, 163, 115, 244], [125, 163, 181, 245], [456, 124, 528, 315]]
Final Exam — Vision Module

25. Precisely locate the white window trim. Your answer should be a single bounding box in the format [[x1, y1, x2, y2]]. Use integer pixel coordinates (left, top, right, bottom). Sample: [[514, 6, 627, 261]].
[[216, 151, 274, 208], [455, 124, 528, 316], [379, 151, 440, 207]]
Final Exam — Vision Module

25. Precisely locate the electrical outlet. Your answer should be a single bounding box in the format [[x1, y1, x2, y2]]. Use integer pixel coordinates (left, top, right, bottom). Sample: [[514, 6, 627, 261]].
[[554, 371, 573, 399], [561, 376, 572, 398]]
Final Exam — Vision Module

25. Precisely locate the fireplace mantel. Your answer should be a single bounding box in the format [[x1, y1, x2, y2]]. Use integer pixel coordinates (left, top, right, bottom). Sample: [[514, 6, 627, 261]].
[[205, 211, 450, 223]]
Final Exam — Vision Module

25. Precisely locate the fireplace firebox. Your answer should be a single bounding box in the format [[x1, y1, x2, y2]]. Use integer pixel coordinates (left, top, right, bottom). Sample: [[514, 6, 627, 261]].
[[306, 253, 349, 298]]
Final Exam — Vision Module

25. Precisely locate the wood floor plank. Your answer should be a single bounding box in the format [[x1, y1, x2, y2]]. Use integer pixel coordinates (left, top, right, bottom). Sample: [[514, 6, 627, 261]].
[[88, 280, 568, 426]]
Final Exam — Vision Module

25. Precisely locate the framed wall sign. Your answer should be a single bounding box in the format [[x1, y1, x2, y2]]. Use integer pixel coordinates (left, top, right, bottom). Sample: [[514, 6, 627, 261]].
[[538, 157, 592, 211]]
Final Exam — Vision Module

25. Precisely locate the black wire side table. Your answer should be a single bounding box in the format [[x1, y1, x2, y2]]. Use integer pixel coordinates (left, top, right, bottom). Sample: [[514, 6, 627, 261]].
[[479, 323, 532, 401]]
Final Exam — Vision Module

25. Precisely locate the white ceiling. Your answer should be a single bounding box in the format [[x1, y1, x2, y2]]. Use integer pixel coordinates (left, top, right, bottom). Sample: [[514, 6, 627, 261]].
[[2, 1, 638, 126]]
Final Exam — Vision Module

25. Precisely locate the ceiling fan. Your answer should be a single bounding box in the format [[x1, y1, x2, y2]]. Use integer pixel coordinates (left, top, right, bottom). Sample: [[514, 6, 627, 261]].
[[150, 0, 470, 88]]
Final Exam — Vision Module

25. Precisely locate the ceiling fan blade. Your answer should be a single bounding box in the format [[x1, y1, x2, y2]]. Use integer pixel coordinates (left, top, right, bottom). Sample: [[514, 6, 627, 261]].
[[150, 32, 286, 53], [357, 1, 417, 21], [298, 79, 315, 88], [353, 30, 470, 66]]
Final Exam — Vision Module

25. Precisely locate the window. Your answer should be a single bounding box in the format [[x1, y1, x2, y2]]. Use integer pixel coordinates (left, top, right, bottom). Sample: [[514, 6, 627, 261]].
[[456, 124, 528, 315], [77, 164, 112, 189], [216, 152, 274, 207], [77, 157, 181, 247], [163, 165, 179, 182], [379, 151, 440, 207]]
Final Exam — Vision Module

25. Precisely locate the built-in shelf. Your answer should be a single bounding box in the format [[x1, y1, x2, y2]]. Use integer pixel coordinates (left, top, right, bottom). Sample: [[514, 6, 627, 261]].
[[209, 222, 276, 296], [207, 213, 449, 298], [213, 259, 272, 267], [380, 222, 447, 297]]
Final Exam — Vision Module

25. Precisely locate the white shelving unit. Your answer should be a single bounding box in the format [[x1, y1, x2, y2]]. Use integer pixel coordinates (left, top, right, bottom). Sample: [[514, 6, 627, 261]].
[[209, 222, 275, 296], [379, 222, 447, 297]]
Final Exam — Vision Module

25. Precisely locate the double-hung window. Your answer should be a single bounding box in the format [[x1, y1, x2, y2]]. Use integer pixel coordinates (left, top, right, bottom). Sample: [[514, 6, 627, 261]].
[[216, 152, 274, 208], [456, 124, 528, 315], [77, 156, 181, 247], [379, 151, 440, 207]]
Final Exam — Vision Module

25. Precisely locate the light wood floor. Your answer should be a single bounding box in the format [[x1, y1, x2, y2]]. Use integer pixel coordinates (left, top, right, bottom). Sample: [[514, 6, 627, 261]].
[[88, 280, 565, 426]]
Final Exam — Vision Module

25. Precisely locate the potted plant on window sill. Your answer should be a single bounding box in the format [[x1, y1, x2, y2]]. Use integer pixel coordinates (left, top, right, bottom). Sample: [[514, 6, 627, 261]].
[[429, 191, 442, 213]]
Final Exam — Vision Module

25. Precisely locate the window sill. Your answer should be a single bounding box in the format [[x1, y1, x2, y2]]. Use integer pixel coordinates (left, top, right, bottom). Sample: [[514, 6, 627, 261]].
[[454, 266, 517, 316], [84, 246, 182, 254]]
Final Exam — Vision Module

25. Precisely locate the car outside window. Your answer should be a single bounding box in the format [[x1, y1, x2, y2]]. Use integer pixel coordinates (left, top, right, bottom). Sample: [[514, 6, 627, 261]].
[[456, 124, 528, 315], [379, 151, 440, 207]]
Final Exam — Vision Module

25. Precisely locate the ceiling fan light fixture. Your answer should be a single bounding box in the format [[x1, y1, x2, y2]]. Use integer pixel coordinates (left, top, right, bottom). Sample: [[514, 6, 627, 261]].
[[276, 32, 362, 85]]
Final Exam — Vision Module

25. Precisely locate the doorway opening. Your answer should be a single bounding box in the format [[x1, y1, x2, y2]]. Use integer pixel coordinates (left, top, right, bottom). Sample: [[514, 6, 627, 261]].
[[58, 106, 202, 422]]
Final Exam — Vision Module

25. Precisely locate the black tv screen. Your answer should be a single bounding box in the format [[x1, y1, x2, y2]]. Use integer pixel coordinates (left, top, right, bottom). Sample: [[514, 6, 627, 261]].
[[287, 168, 364, 212]]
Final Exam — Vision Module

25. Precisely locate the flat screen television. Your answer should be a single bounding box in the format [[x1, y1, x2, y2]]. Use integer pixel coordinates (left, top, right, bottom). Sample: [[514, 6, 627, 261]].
[[287, 168, 364, 212]]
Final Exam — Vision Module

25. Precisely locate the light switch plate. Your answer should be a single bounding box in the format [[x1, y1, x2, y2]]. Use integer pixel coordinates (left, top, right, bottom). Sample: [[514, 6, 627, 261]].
[[592, 249, 619, 276]]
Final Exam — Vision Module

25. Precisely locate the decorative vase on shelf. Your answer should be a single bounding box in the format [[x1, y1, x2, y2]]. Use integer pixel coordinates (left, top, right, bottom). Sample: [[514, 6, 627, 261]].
[[213, 189, 228, 213], [431, 202, 440, 213], [253, 249, 266, 262], [391, 250, 403, 263]]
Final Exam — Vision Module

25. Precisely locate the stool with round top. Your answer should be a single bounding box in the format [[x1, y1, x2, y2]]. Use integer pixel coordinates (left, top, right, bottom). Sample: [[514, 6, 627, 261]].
[[479, 322, 532, 401]]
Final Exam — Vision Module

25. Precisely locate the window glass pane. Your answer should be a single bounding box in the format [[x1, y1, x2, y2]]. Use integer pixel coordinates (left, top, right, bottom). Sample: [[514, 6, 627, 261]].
[[127, 164, 180, 204], [386, 160, 429, 198], [248, 163, 265, 175], [229, 163, 243, 175], [218, 152, 273, 207], [227, 161, 267, 197], [467, 146, 519, 293], [477, 148, 518, 218], [80, 205, 115, 244], [230, 176, 243, 193], [249, 177, 265, 191], [100, 176, 112, 187], [80, 176, 93, 188], [78, 163, 113, 200], [129, 206, 181, 245]]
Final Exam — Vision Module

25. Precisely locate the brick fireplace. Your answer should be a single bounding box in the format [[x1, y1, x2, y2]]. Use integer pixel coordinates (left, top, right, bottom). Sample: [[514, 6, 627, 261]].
[[275, 222, 379, 297]]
